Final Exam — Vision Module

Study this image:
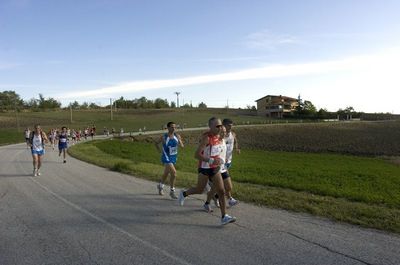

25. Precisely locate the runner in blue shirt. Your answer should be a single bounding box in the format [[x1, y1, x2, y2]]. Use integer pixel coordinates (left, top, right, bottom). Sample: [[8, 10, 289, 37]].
[[155, 121, 184, 199]]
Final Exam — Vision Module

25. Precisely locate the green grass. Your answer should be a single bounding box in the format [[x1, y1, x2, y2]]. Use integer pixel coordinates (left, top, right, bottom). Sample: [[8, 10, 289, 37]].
[[0, 128, 26, 145], [69, 139, 400, 233], [0, 108, 266, 145]]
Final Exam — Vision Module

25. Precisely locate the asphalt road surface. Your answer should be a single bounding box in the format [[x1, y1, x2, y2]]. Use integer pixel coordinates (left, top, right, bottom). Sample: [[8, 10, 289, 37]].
[[1, 143, 399, 265]]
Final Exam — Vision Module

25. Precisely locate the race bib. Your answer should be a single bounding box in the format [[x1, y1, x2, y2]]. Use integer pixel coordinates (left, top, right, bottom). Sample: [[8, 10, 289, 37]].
[[169, 146, 178, 155]]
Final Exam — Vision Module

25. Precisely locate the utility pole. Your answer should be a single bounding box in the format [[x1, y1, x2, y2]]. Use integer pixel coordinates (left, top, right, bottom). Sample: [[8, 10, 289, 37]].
[[15, 101, 20, 132], [110, 98, 113, 121], [174, 92, 181, 108], [70, 104, 73, 123]]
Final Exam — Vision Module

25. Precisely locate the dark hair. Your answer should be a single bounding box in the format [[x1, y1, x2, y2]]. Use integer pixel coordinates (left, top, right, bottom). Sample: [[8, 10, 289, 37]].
[[61, 126, 67, 130], [167, 122, 175, 128], [208, 117, 218, 127], [222, 118, 233, 125]]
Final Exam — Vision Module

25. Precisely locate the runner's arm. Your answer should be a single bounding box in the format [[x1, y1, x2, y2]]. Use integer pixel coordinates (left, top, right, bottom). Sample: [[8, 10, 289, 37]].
[[177, 134, 184, 148]]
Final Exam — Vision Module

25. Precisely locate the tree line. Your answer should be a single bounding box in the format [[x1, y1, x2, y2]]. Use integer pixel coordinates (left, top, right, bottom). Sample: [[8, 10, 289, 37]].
[[0, 91, 61, 111], [0, 91, 208, 111]]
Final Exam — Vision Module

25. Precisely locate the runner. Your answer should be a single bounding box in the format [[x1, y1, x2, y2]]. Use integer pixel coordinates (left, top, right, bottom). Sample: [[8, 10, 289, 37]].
[[58, 126, 69, 163], [155, 121, 184, 199], [28, 124, 48, 176], [178, 117, 236, 225], [204, 118, 240, 212], [51, 128, 57, 150], [24, 127, 31, 149]]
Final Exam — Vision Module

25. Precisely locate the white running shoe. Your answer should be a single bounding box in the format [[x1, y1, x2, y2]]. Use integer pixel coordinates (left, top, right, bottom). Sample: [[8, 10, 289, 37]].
[[157, 183, 164, 195], [212, 196, 220, 208], [37, 170, 41, 176], [170, 190, 178, 199], [228, 198, 239, 207], [203, 203, 213, 213], [178, 191, 185, 206], [33, 169, 37, 177], [221, 214, 236, 225]]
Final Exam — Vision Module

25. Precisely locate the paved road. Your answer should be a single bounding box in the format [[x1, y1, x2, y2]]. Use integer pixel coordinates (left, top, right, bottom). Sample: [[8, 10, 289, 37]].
[[1, 143, 399, 265]]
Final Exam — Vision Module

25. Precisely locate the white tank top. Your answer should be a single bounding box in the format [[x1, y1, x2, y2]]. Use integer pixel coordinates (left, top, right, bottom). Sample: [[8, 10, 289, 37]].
[[199, 133, 224, 169], [32, 134, 44, 151], [224, 132, 235, 164]]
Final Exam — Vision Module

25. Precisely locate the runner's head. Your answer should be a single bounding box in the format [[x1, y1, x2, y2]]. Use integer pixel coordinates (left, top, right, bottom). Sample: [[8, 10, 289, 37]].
[[167, 122, 176, 133], [34, 124, 41, 133], [208, 117, 223, 135], [61, 126, 67, 132], [222, 118, 233, 133]]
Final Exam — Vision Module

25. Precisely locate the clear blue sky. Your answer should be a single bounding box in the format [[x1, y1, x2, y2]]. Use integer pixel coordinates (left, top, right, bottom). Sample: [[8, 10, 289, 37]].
[[1, 0, 400, 113]]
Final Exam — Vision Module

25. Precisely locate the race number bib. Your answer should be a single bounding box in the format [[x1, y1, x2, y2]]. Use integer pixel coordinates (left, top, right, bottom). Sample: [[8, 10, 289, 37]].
[[169, 146, 178, 155]]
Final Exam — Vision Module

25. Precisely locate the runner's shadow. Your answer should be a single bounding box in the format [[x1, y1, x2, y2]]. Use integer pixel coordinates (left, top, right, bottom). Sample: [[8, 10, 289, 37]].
[[0, 174, 33, 178]]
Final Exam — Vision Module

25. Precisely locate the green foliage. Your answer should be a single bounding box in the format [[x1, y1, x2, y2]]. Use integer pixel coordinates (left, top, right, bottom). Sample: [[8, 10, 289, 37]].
[[198, 102, 207, 108], [0, 91, 24, 111]]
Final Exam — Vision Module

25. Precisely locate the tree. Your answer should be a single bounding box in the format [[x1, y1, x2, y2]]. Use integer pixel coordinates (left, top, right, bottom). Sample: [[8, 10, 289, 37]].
[[198, 102, 207, 108], [89, 102, 101, 109], [294, 99, 317, 116], [37, 94, 61, 109], [0, 91, 24, 110], [69, 101, 80, 109], [303, 100, 317, 114], [154, 98, 169, 109]]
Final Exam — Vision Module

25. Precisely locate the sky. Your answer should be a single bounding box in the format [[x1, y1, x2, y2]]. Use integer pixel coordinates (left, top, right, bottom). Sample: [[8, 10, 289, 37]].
[[1, 0, 400, 113]]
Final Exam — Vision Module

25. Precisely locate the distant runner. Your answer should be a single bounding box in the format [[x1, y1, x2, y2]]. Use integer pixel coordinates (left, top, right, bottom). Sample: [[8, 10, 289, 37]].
[[24, 127, 31, 149], [28, 124, 49, 176], [58, 126, 69, 163], [155, 121, 184, 199]]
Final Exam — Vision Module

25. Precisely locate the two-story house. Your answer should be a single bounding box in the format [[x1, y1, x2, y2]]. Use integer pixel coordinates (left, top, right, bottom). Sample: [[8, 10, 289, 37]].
[[255, 95, 299, 118]]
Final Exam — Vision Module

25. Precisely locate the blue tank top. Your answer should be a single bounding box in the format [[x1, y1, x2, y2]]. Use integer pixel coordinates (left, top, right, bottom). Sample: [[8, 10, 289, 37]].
[[162, 133, 179, 157]]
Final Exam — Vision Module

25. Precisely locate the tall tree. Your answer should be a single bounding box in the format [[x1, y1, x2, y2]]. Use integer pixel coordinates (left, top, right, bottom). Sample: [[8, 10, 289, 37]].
[[0, 90, 24, 110]]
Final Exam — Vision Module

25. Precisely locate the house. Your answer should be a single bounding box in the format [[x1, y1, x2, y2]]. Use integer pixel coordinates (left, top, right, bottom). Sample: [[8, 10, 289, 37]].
[[255, 95, 299, 118]]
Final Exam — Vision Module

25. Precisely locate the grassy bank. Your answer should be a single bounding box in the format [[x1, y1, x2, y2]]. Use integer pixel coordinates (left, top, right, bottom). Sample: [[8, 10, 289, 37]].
[[69, 139, 400, 233]]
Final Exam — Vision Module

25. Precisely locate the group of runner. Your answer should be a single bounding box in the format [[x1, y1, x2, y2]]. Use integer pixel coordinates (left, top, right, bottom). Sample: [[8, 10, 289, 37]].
[[24, 125, 97, 176], [156, 117, 240, 225], [25, 117, 239, 225]]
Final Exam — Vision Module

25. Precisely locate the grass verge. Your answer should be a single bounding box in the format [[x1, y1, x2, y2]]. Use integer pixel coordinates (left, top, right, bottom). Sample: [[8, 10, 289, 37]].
[[69, 139, 400, 234]]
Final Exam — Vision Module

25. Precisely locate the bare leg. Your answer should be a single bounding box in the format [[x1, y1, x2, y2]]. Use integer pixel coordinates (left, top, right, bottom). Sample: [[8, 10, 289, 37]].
[[224, 177, 233, 199], [32, 154, 38, 169], [185, 174, 209, 195], [211, 173, 226, 217]]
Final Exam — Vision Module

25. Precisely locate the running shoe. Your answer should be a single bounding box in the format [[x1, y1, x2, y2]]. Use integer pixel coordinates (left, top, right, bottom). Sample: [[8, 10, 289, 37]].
[[157, 183, 164, 195], [63, 160, 66, 163], [37, 170, 41, 176], [33, 168, 37, 177], [203, 203, 213, 213], [178, 190, 185, 206], [212, 196, 220, 208], [221, 214, 236, 225], [228, 198, 239, 207], [169, 190, 178, 199]]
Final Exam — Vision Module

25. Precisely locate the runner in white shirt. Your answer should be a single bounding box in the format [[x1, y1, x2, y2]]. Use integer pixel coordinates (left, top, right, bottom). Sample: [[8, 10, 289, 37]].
[[28, 124, 49, 176], [203, 118, 240, 212], [24, 128, 31, 149], [178, 117, 236, 225]]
